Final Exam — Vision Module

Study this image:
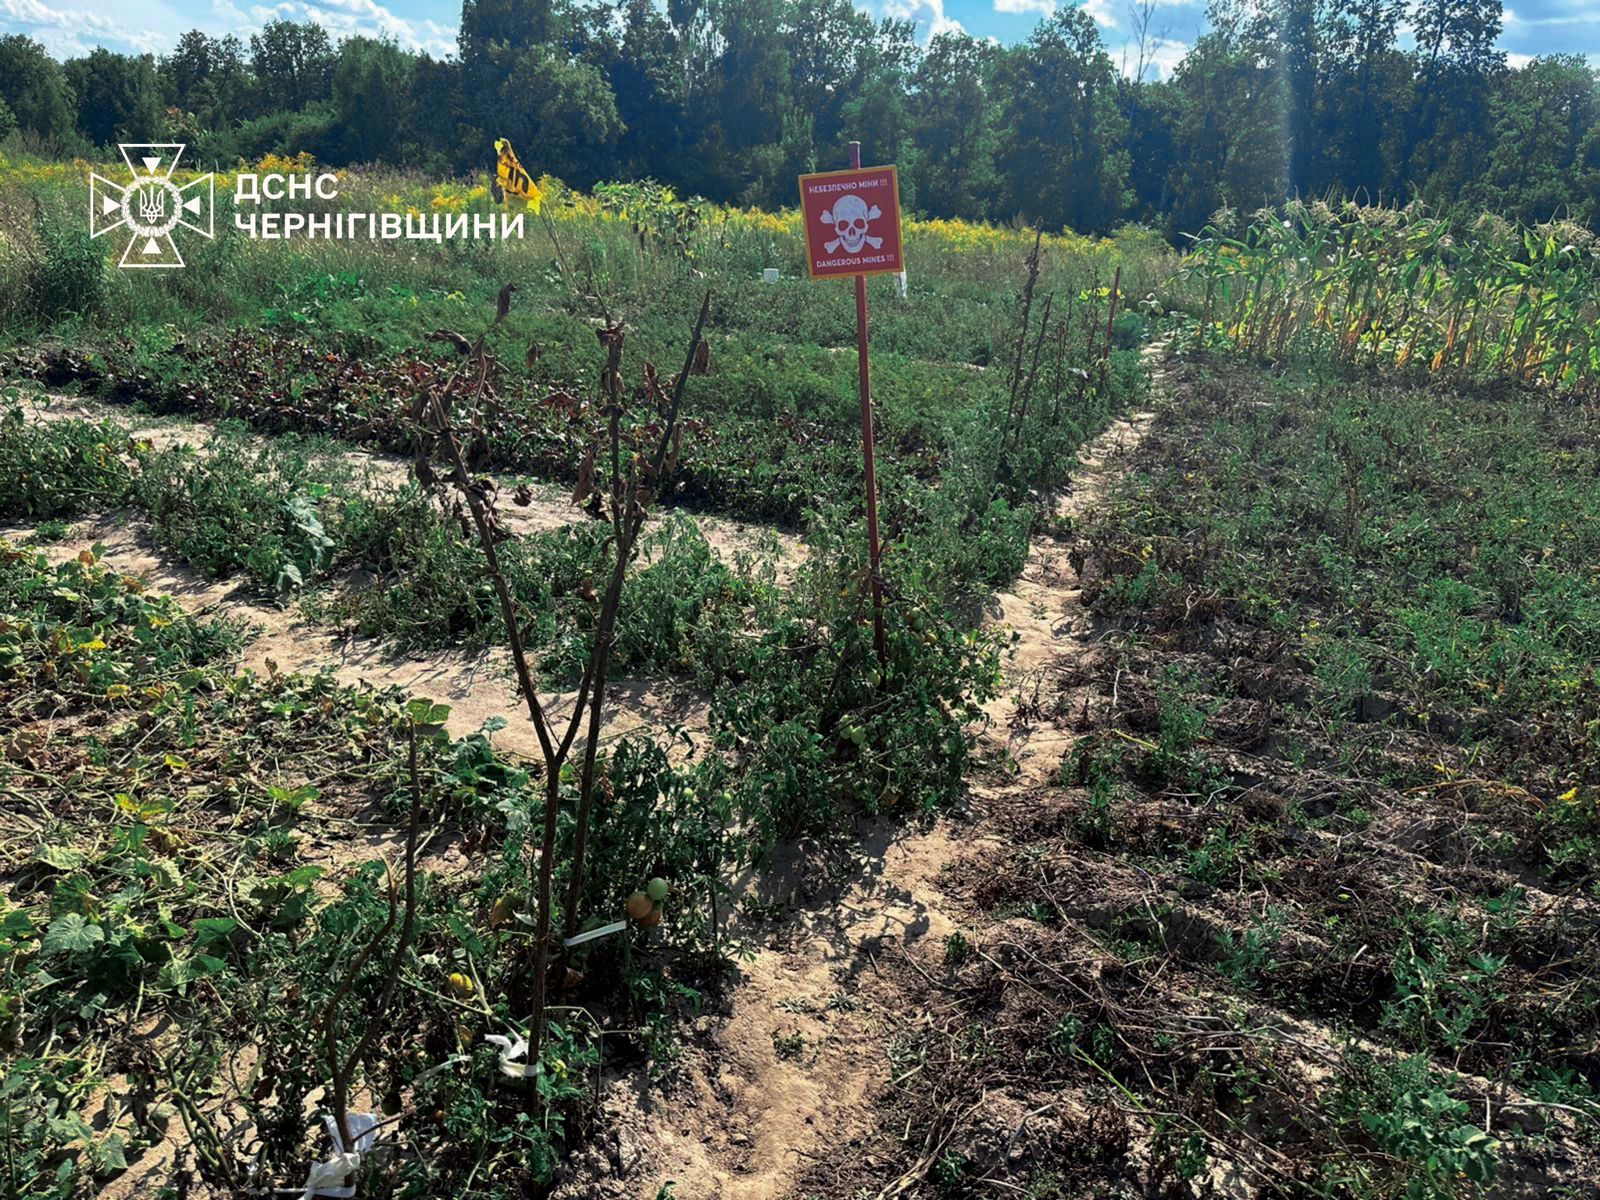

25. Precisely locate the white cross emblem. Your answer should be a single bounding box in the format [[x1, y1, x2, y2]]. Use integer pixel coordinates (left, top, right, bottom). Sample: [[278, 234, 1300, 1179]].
[[89, 144, 214, 270]]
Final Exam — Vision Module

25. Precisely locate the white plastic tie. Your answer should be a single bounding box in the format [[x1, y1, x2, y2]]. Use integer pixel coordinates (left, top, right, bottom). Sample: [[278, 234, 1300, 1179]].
[[563, 918, 626, 948], [484, 1032, 539, 1079], [298, 1113, 378, 1198]]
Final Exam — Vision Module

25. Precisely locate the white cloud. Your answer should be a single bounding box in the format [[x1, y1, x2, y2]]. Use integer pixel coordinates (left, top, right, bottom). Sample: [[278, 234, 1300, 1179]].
[[1504, 7, 1596, 26], [1139, 36, 1190, 79], [245, 0, 455, 55], [1, 0, 165, 54], [1, 0, 455, 58], [880, 0, 964, 41], [1506, 50, 1535, 66], [1083, 0, 1118, 27], [993, 0, 1128, 28]]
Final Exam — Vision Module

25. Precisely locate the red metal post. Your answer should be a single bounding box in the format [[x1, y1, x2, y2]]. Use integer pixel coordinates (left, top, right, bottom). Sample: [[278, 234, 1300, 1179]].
[[850, 140, 888, 667]]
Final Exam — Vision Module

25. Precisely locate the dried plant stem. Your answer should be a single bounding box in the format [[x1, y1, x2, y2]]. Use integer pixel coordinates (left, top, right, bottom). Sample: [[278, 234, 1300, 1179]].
[[322, 721, 425, 1150], [1010, 292, 1054, 450], [564, 292, 712, 942], [1004, 229, 1045, 433], [420, 288, 710, 1080]]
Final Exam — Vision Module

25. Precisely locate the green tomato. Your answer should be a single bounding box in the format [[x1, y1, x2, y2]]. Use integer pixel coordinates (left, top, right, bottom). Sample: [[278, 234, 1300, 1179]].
[[646, 877, 669, 903]]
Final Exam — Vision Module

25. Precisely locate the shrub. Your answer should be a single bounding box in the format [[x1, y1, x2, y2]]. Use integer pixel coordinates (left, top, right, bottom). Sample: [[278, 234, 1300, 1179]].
[[136, 433, 342, 593], [27, 220, 104, 324], [0, 404, 135, 518]]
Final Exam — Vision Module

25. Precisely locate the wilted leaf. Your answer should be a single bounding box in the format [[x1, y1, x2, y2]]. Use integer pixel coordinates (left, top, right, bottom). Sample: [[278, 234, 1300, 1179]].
[[571, 443, 597, 506], [42, 913, 104, 956], [33, 844, 85, 871]]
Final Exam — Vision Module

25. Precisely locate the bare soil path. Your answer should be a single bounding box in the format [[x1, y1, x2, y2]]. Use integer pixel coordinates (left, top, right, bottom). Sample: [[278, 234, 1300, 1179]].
[[578, 363, 1163, 1200], [0, 508, 708, 763]]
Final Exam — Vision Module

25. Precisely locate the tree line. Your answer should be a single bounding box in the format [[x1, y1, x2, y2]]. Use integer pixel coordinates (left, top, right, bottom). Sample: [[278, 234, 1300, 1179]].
[[1, 0, 1597, 238]]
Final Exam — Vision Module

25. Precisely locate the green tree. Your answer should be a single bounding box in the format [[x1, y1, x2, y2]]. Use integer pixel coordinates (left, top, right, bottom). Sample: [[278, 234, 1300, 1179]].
[[494, 45, 623, 184], [0, 35, 78, 144], [672, 0, 791, 202], [458, 0, 563, 159], [834, 17, 918, 182], [569, 0, 689, 182], [907, 33, 999, 220], [1316, 0, 1408, 200], [402, 55, 469, 173], [777, 0, 916, 174], [164, 30, 219, 115], [1119, 75, 1181, 223], [1277, 0, 1320, 197], [7, 0, 1593, 240], [1485, 56, 1600, 224], [1399, 0, 1505, 205], [162, 31, 252, 130], [460, 0, 559, 64], [64, 49, 164, 147], [991, 6, 1131, 232], [329, 37, 418, 164], [1163, 3, 1291, 236], [250, 19, 335, 113]]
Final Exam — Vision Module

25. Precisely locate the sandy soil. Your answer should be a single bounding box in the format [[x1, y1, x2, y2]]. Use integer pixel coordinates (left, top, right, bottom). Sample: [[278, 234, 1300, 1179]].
[[568, 367, 1163, 1200], [7, 367, 1160, 1199], [1, 509, 708, 764], [4, 384, 817, 767]]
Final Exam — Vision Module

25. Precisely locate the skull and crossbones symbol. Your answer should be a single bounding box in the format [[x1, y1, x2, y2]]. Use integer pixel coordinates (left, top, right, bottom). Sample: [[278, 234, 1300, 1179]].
[[821, 193, 882, 254]]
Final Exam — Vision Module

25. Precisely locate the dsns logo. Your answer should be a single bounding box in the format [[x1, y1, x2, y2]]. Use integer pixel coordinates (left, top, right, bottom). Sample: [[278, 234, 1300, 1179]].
[[89, 144, 214, 269]]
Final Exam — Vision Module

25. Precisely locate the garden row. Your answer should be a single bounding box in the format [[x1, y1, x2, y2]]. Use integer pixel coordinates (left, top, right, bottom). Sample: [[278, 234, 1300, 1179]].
[[0, 474, 1002, 1198], [0, 398, 783, 670], [0, 539, 710, 1196], [826, 356, 1600, 1198], [2, 276, 1147, 1196], [7, 288, 1146, 532]]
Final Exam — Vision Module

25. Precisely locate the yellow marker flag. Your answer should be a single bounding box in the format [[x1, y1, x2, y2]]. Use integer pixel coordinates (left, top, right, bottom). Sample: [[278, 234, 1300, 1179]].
[[494, 138, 542, 213]]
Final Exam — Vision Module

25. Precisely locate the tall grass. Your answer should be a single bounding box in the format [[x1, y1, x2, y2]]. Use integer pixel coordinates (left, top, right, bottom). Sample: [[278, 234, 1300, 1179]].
[[0, 149, 1176, 359]]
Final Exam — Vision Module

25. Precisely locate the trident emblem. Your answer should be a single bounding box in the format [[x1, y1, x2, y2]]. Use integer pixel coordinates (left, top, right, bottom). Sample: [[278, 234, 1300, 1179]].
[[89, 144, 213, 270], [137, 186, 166, 226]]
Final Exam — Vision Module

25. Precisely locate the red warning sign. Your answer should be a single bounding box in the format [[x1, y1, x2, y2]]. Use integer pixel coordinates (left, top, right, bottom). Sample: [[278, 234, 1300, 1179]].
[[798, 165, 903, 279]]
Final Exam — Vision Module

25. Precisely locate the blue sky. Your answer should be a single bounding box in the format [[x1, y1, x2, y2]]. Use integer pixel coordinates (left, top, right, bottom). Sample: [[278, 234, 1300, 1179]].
[[2, 0, 1597, 79]]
